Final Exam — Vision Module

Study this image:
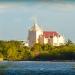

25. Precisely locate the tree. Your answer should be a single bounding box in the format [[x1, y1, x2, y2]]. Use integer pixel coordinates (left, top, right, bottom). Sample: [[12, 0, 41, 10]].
[[66, 39, 73, 46]]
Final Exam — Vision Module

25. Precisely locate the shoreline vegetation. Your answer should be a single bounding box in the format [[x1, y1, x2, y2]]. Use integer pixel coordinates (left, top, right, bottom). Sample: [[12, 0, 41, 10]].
[[0, 40, 75, 61]]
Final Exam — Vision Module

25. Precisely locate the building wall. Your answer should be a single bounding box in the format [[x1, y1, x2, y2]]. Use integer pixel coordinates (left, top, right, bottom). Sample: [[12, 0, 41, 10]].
[[53, 35, 65, 46], [53, 36, 59, 46], [28, 30, 36, 46], [36, 30, 43, 43], [58, 35, 65, 45], [44, 37, 48, 44], [28, 27, 43, 46], [39, 35, 44, 44]]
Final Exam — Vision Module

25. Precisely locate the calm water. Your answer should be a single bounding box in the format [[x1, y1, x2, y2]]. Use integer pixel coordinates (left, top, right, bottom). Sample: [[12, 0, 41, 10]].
[[0, 61, 75, 75]]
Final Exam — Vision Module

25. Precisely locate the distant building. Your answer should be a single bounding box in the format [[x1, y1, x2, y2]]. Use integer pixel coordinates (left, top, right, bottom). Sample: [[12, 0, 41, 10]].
[[22, 41, 29, 47], [28, 22, 65, 47]]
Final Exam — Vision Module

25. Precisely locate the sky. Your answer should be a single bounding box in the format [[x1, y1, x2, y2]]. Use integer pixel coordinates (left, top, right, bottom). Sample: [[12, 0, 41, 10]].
[[0, 0, 75, 42]]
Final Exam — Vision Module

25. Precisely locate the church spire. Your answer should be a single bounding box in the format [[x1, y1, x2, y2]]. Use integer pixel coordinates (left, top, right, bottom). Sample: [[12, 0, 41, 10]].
[[30, 17, 42, 31], [33, 17, 37, 26]]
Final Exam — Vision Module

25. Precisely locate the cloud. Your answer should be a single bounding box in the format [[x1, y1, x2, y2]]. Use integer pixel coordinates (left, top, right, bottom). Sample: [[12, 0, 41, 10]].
[[0, 2, 75, 14], [0, 3, 34, 13], [0, 4, 16, 9], [47, 2, 75, 12]]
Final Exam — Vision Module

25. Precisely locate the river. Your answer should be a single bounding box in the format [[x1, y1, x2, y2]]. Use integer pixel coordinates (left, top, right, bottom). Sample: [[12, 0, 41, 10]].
[[0, 61, 75, 75]]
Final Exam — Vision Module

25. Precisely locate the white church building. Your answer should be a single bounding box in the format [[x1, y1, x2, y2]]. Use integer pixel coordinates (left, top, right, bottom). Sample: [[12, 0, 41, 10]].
[[28, 22, 65, 47]]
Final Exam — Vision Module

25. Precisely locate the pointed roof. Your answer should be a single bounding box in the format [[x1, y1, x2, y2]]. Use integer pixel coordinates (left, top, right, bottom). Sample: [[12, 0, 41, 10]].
[[31, 24, 41, 31], [30, 22, 42, 31]]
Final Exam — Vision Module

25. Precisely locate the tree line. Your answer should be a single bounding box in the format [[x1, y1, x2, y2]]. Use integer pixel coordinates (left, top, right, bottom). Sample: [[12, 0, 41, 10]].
[[0, 40, 75, 61]]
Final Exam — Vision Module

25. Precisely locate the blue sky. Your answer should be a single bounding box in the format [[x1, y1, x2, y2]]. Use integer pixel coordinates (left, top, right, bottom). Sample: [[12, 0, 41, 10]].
[[0, 0, 75, 42]]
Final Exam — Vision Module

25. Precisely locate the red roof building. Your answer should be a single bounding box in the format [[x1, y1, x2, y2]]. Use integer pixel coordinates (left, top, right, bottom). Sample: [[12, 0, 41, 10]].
[[43, 31, 59, 38], [28, 23, 65, 46]]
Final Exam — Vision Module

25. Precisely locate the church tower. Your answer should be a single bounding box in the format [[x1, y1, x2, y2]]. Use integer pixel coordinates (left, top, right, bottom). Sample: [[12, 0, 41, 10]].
[[28, 21, 43, 46]]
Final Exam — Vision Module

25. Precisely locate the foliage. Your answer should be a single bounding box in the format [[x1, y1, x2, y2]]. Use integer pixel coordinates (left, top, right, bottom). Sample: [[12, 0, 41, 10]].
[[0, 40, 75, 61]]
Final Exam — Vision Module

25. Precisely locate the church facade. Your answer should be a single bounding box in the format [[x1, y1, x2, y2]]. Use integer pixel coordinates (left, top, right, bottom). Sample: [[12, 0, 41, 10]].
[[28, 23, 65, 47]]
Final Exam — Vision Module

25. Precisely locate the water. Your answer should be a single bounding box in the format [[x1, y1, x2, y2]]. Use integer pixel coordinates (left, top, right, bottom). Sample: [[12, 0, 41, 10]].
[[0, 61, 75, 75]]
